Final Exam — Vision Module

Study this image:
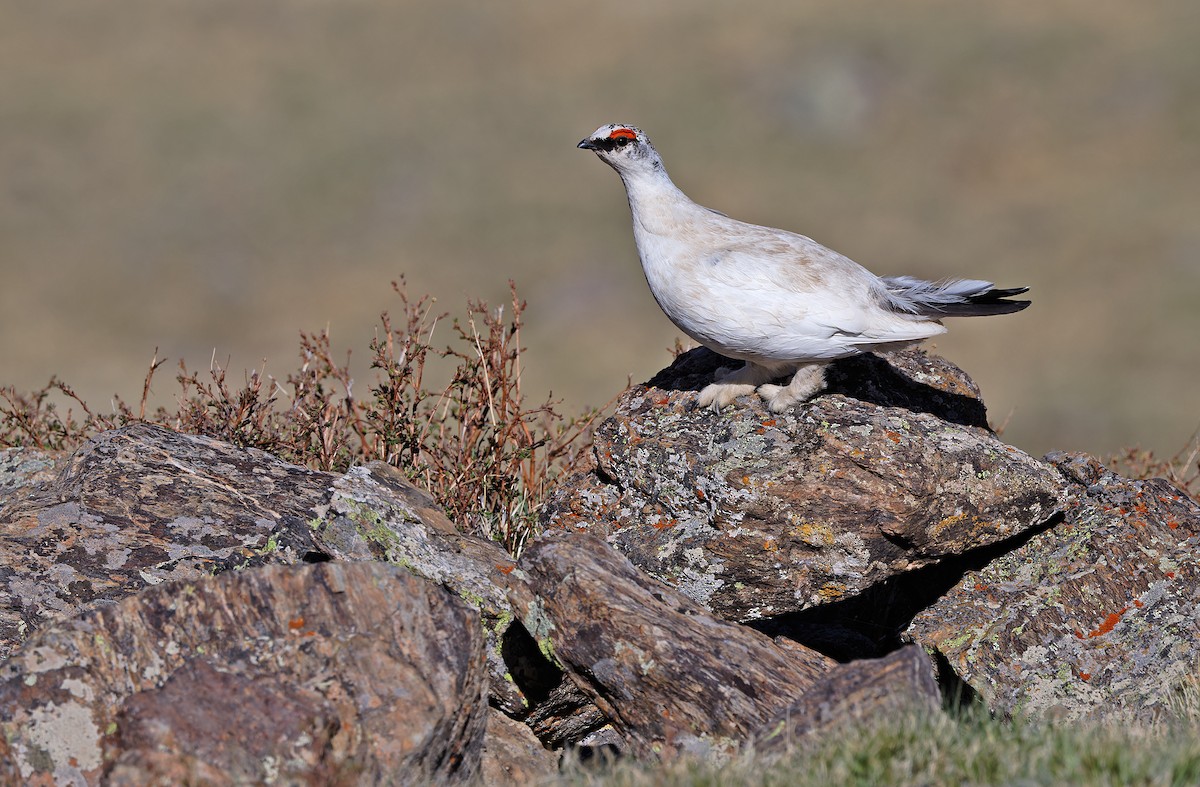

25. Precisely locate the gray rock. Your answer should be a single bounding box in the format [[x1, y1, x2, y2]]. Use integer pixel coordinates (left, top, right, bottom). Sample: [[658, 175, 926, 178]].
[[0, 446, 60, 498], [0, 561, 488, 784], [908, 452, 1200, 721], [542, 348, 1065, 622], [513, 531, 833, 760]]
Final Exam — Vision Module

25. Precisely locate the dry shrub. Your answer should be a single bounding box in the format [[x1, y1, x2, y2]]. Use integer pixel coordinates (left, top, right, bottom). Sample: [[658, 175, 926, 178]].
[[0, 279, 615, 555], [1109, 427, 1200, 501]]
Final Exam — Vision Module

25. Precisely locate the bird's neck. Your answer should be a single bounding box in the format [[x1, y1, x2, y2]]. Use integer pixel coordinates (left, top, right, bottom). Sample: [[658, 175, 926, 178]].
[[618, 167, 697, 236]]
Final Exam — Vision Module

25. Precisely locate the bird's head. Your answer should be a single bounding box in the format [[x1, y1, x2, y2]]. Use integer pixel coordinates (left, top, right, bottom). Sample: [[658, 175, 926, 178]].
[[577, 124, 663, 176]]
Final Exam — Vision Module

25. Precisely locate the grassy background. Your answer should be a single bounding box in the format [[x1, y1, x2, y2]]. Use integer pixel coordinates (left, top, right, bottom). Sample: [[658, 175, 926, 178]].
[[2, 0, 1198, 458]]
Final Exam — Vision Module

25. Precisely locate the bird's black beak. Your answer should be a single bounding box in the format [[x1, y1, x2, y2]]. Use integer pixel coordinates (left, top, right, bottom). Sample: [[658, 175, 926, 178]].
[[577, 138, 599, 151]]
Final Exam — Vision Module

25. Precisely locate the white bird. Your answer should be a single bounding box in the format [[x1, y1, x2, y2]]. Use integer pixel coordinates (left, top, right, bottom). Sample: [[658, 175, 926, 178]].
[[578, 123, 1030, 412]]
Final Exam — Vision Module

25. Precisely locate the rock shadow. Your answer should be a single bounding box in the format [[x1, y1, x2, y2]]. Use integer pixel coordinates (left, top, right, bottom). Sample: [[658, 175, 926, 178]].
[[646, 347, 991, 429], [746, 512, 1062, 666]]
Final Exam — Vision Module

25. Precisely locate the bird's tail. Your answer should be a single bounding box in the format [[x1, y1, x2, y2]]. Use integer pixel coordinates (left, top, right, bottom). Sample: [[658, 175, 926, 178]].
[[882, 276, 1031, 317]]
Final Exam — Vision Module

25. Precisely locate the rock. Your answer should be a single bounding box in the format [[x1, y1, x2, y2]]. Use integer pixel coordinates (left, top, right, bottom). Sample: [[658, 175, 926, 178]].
[[314, 460, 533, 715], [522, 671, 616, 750], [105, 750, 231, 786], [481, 708, 559, 785], [106, 659, 341, 786], [751, 644, 942, 753], [907, 452, 1200, 721], [512, 531, 833, 760], [0, 423, 530, 711], [542, 348, 1065, 622], [0, 561, 488, 784], [0, 446, 60, 499]]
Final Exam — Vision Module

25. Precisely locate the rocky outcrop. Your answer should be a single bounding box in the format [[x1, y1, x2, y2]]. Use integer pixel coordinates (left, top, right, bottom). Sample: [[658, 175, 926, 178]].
[[908, 452, 1200, 721], [512, 531, 833, 760], [0, 561, 487, 784], [542, 348, 1065, 621], [1, 346, 1195, 780]]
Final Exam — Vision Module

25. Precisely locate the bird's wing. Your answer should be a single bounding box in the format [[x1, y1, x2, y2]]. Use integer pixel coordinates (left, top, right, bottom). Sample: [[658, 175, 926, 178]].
[[687, 219, 946, 352]]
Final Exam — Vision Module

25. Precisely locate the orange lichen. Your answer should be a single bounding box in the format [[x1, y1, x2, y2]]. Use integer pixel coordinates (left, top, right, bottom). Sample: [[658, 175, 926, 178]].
[[496, 563, 515, 575], [1167, 571, 1177, 579], [973, 583, 988, 591], [1088, 607, 1129, 638], [694, 488, 706, 501], [1079, 672, 1092, 681], [652, 518, 677, 530], [1168, 519, 1179, 530], [885, 430, 902, 443], [817, 582, 847, 600], [288, 617, 306, 630]]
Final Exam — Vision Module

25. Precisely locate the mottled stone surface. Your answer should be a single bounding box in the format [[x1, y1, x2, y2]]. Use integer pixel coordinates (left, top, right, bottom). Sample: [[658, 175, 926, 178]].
[[0, 561, 488, 784], [542, 348, 1065, 621], [513, 531, 833, 761], [908, 453, 1200, 721], [0, 424, 528, 710], [752, 644, 942, 753], [0, 446, 60, 498], [314, 460, 532, 714], [481, 707, 559, 786], [0, 424, 330, 657]]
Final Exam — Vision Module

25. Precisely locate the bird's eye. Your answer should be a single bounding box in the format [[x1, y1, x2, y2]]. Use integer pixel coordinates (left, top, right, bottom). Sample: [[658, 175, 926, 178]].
[[614, 136, 631, 147]]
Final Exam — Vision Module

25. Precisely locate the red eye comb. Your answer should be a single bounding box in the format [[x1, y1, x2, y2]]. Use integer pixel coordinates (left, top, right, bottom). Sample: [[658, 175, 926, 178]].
[[609, 128, 637, 140]]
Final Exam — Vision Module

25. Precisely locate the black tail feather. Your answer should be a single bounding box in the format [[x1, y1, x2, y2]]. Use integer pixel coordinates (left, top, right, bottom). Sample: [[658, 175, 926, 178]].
[[883, 276, 1031, 318], [940, 286, 1032, 317]]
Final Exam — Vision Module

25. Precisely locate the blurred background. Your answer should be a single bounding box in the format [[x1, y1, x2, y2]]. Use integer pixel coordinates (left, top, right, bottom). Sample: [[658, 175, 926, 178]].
[[1, 0, 1197, 459]]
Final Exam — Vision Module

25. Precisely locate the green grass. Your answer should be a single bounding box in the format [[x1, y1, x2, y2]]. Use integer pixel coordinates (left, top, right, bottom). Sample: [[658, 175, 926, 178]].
[[561, 706, 1200, 787]]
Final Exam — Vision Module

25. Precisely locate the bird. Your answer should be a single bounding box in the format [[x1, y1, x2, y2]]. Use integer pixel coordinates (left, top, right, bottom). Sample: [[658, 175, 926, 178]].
[[577, 123, 1030, 413]]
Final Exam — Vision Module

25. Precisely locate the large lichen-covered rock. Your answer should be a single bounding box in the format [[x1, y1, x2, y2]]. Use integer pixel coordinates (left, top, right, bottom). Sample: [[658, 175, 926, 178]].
[[0, 561, 488, 784], [0, 424, 530, 711], [907, 452, 1200, 721], [542, 348, 1065, 621], [512, 531, 833, 761]]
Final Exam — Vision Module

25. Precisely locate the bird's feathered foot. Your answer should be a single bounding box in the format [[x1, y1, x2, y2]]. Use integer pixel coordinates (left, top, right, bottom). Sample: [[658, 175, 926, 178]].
[[757, 364, 827, 412], [698, 363, 778, 411]]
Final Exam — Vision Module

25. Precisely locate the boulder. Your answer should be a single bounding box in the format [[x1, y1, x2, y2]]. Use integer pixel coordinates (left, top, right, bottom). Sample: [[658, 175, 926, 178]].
[[0, 423, 530, 711], [512, 531, 833, 760], [0, 561, 488, 784], [908, 452, 1200, 721], [542, 348, 1065, 622]]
